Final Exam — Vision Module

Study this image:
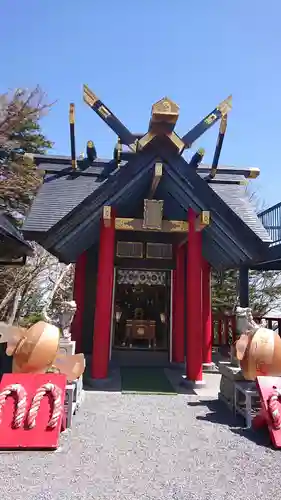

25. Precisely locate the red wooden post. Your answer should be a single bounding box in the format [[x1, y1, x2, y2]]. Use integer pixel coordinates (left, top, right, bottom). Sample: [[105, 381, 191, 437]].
[[71, 252, 87, 352], [91, 207, 115, 379], [186, 208, 203, 382], [172, 245, 185, 363], [202, 259, 212, 364]]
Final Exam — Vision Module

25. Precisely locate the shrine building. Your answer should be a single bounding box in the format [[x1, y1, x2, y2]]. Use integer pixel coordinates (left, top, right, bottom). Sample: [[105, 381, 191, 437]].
[[22, 86, 275, 384]]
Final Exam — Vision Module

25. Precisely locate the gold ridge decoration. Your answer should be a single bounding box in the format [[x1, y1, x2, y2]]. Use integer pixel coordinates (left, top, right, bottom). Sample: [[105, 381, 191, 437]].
[[248, 168, 260, 179], [170, 220, 188, 232], [137, 131, 157, 150], [167, 132, 185, 153], [83, 84, 99, 107], [69, 103, 75, 124], [151, 97, 179, 120], [98, 105, 111, 120], [155, 162, 163, 177], [200, 211, 210, 226], [115, 218, 135, 230], [103, 206, 112, 227], [217, 95, 232, 116], [205, 113, 217, 125]]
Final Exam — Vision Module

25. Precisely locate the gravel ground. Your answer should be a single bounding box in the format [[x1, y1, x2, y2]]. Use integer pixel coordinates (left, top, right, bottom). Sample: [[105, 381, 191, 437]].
[[0, 391, 280, 500]]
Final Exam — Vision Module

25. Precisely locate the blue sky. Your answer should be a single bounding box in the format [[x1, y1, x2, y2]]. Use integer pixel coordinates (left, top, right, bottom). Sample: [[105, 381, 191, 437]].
[[1, 0, 280, 207]]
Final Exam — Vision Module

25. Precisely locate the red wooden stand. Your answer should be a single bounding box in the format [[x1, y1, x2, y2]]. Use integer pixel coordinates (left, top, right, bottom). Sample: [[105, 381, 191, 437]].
[[253, 376, 281, 449], [0, 373, 67, 450]]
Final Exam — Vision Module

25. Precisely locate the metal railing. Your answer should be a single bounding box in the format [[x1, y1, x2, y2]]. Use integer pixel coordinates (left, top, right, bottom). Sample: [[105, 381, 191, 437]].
[[258, 202, 281, 244]]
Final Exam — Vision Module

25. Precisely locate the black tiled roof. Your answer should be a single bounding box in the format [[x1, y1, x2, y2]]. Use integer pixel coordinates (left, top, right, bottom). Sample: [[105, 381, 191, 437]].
[[22, 149, 272, 267], [25, 173, 105, 232], [23, 161, 271, 243], [0, 211, 33, 259]]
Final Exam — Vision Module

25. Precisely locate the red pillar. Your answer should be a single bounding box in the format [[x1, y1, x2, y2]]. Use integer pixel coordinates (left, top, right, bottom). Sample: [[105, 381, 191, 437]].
[[186, 208, 203, 382], [91, 208, 115, 379], [172, 245, 185, 363], [202, 259, 212, 364], [71, 252, 87, 353]]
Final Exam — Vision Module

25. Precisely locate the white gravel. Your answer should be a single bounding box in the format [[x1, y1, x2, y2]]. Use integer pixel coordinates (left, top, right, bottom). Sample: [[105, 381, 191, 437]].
[[0, 392, 280, 500]]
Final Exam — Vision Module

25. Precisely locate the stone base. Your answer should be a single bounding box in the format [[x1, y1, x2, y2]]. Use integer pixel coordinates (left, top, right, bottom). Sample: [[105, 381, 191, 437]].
[[180, 375, 206, 389], [218, 361, 245, 410], [59, 340, 76, 356], [218, 361, 244, 380], [202, 362, 217, 373]]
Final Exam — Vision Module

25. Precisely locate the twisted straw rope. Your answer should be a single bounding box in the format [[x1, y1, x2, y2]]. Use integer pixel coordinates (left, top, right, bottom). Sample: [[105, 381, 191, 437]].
[[0, 383, 27, 428], [27, 383, 62, 429], [268, 388, 281, 430]]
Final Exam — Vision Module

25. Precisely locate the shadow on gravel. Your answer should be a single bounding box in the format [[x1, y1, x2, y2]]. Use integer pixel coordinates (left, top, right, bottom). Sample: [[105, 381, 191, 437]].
[[188, 398, 272, 448]]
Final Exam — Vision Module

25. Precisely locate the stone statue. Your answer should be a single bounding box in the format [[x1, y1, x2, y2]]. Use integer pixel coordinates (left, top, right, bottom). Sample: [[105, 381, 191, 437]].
[[57, 300, 77, 341], [235, 306, 266, 335], [234, 306, 281, 380], [43, 300, 77, 341]]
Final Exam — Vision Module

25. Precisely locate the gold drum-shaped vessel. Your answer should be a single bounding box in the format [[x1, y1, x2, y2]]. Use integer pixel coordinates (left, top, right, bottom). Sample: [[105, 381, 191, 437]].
[[236, 327, 281, 380], [10, 321, 60, 373]]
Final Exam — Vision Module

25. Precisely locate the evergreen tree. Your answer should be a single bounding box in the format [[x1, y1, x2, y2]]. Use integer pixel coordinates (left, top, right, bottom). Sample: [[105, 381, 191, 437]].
[[0, 86, 55, 322], [212, 269, 239, 314], [0, 86, 53, 218], [212, 268, 281, 317]]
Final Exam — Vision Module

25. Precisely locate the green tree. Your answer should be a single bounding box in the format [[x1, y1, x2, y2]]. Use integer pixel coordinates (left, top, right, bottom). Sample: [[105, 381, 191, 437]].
[[0, 86, 53, 217], [212, 269, 281, 317], [0, 86, 55, 322], [212, 269, 239, 314]]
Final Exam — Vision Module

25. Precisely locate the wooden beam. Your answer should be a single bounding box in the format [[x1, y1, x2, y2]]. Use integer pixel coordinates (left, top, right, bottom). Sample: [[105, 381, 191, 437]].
[[137, 131, 157, 150], [102, 205, 112, 228], [198, 164, 260, 179], [178, 211, 211, 247], [149, 162, 163, 199], [166, 132, 185, 154], [115, 213, 210, 233]]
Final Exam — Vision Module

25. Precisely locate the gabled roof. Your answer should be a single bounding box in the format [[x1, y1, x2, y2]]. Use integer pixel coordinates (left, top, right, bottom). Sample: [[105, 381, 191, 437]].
[[22, 141, 271, 268]]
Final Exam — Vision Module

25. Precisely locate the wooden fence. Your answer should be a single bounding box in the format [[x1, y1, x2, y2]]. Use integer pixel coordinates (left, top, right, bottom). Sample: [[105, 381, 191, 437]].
[[212, 314, 281, 346]]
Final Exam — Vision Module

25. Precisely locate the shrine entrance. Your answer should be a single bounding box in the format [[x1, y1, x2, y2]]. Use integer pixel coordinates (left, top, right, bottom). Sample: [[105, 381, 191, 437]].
[[112, 269, 171, 355]]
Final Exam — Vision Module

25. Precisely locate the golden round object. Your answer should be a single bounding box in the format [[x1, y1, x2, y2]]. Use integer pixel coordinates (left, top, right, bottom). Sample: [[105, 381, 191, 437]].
[[9, 321, 60, 373], [238, 328, 281, 380]]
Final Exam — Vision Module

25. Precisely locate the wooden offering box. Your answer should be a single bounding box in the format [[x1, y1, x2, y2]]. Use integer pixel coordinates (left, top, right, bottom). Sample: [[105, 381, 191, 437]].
[[126, 320, 156, 348]]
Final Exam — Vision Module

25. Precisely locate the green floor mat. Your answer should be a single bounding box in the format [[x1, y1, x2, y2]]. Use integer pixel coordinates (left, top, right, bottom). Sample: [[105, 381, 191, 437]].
[[120, 367, 177, 394]]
